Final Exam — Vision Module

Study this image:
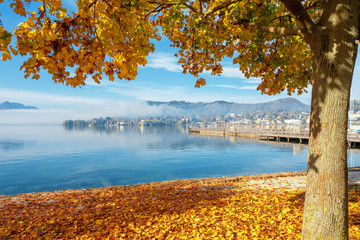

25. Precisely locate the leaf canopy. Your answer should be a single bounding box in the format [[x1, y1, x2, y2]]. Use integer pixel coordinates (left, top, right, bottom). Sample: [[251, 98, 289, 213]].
[[0, 0, 316, 94]]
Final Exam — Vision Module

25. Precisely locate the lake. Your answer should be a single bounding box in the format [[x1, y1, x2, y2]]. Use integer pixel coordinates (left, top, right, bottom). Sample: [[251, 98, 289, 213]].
[[1, 125, 359, 195]]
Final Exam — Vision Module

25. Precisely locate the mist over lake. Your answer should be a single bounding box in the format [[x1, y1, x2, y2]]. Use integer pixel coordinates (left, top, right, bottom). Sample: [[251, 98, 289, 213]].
[[1, 125, 359, 195]]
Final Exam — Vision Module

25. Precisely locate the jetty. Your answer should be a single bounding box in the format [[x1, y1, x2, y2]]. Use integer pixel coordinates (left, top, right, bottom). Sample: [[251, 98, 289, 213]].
[[189, 127, 360, 148]]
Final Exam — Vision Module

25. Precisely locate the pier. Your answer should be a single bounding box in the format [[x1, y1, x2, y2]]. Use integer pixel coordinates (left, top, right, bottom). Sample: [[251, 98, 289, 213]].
[[189, 127, 360, 148]]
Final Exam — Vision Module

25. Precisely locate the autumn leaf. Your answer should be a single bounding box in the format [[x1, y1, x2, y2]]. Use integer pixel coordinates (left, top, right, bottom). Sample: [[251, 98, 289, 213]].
[[195, 77, 206, 88], [1, 48, 11, 61], [0, 177, 359, 239]]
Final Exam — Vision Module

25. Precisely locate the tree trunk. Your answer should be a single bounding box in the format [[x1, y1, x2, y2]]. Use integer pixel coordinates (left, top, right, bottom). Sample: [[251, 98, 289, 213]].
[[301, 1, 359, 239]]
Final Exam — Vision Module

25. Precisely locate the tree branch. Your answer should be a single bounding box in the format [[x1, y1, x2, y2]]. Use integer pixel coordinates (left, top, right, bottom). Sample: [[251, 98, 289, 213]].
[[258, 25, 304, 38], [145, 1, 198, 18], [144, 3, 176, 19], [271, 1, 320, 23], [235, 21, 304, 38], [88, 0, 98, 9], [183, 3, 198, 13], [303, 0, 320, 10], [279, 0, 315, 40], [203, 0, 243, 18]]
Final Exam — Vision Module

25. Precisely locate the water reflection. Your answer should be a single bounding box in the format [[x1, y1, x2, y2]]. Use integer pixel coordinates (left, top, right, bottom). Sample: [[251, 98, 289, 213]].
[[349, 149, 360, 168], [190, 133, 307, 154], [0, 139, 29, 151], [63, 125, 308, 154], [64, 124, 188, 134], [0, 125, 357, 195]]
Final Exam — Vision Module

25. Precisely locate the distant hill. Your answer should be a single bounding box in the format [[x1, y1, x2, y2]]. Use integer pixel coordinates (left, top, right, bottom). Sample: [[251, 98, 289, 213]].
[[147, 98, 309, 116], [0, 101, 38, 110]]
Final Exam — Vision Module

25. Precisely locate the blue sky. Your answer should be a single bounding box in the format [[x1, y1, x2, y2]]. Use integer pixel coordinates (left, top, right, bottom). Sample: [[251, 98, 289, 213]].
[[1, 2, 360, 124]]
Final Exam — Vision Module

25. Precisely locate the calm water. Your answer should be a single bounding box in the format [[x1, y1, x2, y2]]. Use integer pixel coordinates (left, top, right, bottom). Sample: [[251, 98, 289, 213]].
[[1, 125, 359, 195]]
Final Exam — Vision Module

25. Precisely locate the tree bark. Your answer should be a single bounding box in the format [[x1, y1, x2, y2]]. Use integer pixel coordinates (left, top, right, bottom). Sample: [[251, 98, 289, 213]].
[[301, 1, 359, 239]]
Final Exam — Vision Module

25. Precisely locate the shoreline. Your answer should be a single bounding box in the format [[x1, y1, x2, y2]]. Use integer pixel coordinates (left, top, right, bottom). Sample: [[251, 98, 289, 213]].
[[0, 170, 307, 198], [2, 169, 360, 239], [2, 167, 360, 198]]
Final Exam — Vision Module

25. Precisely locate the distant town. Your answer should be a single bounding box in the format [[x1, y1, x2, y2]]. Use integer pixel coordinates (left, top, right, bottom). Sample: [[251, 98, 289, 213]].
[[63, 110, 311, 129], [62, 109, 359, 129], [2, 98, 359, 130], [62, 99, 360, 131]]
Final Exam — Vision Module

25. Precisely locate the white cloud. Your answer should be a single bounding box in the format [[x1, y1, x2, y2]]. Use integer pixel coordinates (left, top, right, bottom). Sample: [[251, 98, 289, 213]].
[[221, 67, 244, 79], [147, 52, 182, 72], [0, 109, 80, 125], [84, 77, 118, 87], [243, 79, 262, 84], [146, 52, 262, 82], [0, 88, 103, 109], [0, 85, 312, 125], [107, 85, 220, 102], [84, 79, 103, 86], [0, 101, 186, 124], [216, 67, 262, 83], [0, 88, 176, 124], [103, 78, 310, 104], [208, 84, 258, 90], [0, 87, 208, 124]]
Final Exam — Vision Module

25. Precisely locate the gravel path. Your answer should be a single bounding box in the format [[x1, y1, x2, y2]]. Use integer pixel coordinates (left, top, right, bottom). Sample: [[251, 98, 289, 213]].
[[245, 168, 360, 191]]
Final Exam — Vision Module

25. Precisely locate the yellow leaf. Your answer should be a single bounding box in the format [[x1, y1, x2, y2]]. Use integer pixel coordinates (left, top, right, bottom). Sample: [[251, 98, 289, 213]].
[[1, 49, 11, 61], [9, 46, 18, 56]]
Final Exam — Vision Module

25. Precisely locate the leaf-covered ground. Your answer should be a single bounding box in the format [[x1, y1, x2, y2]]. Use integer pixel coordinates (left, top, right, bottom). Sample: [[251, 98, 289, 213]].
[[1, 177, 360, 239]]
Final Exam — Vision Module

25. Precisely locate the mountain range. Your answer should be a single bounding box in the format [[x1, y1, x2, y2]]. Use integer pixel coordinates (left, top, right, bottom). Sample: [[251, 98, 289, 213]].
[[0, 98, 309, 115], [147, 97, 310, 116], [0, 101, 38, 110]]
